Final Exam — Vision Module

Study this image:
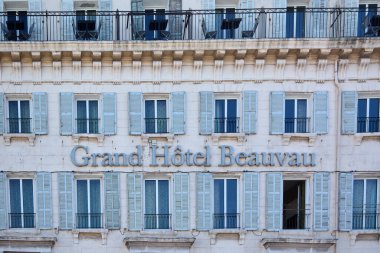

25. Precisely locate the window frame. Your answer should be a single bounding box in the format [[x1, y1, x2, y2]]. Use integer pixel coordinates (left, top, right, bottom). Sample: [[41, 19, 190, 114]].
[[74, 94, 101, 134], [284, 93, 312, 134], [143, 94, 169, 134], [5, 94, 32, 134], [213, 93, 240, 134], [356, 95, 380, 133]]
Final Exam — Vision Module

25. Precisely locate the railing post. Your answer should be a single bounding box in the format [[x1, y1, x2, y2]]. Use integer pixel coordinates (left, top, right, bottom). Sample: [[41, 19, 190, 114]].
[[116, 9, 120, 41]]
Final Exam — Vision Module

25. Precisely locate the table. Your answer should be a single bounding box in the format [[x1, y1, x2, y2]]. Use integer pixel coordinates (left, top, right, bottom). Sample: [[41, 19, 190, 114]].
[[221, 18, 242, 30], [149, 19, 168, 31], [76, 20, 96, 40], [6, 20, 24, 31]]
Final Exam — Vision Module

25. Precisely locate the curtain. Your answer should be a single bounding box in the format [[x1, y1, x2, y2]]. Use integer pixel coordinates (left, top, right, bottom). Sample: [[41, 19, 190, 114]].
[[297, 99, 307, 133], [215, 100, 225, 133], [22, 179, 34, 228], [369, 98, 379, 132], [76, 101, 86, 133], [227, 99, 237, 133], [145, 100, 155, 133], [365, 179, 377, 229], [9, 179, 21, 228]]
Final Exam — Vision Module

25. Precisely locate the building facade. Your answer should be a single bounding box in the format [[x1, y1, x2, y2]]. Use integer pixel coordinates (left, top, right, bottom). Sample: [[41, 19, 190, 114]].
[[0, 0, 379, 253]]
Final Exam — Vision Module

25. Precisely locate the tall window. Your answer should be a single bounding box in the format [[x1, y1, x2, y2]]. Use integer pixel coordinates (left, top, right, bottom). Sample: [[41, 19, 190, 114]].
[[76, 100, 99, 134], [144, 180, 170, 229], [9, 179, 34, 228], [358, 3, 378, 36], [357, 98, 380, 133], [76, 179, 101, 229], [286, 6, 306, 38], [213, 179, 238, 229], [353, 179, 378, 230], [214, 99, 238, 133], [145, 9, 166, 40], [145, 100, 168, 134], [283, 180, 306, 229], [8, 100, 31, 133], [285, 99, 309, 133]]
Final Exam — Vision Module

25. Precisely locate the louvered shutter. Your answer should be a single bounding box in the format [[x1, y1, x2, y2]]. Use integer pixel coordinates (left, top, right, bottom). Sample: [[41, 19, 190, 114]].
[[129, 92, 142, 135], [169, 0, 182, 40], [0, 0, 3, 12], [314, 91, 328, 134], [33, 92, 48, 134], [37, 172, 52, 228], [266, 173, 282, 231], [105, 172, 120, 229], [174, 173, 189, 230], [171, 92, 186, 134], [199, 91, 213, 135], [243, 91, 257, 134], [196, 173, 212, 230], [240, 0, 254, 32], [341, 91, 357, 134], [314, 173, 329, 230], [339, 173, 353, 231], [244, 172, 259, 230], [131, 0, 144, 37], [344, 0, 359, 36], [59, 172, 73, 229], [60, 92, 73, 135], [0, 93, 4, 134], [127, 173, 143, 230], [0, 173, 6, 229], [99, 0, 112, 40], [201, 0, 215, 31], [28, 0, 42, 40], [102, 92, 116, 135], [270, 92, 284, 134], [61, 0, 74, 40], [272, 0, 286, 38], [312, 0, 328, 37]]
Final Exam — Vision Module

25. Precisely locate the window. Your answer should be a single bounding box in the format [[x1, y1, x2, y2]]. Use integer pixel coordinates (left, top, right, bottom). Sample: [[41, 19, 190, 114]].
[[144, 99, 168, 134], [144, 9, 167, 40], [214, 99, 238, 133], [357, 98, 380, 133], [8, 100, 31, 134], [358, 3, 378, 36], [76, 179, 102, 229], [283, 180, 307, 229], [9, 179, 34, 228], [144, 179, 170, 229], [353, 179, 378, 230], [76, 100, 99, 134], [286, 6, 306, 38], [213, 178, 238, 229], [285, 98, 309, 133], [215, 8, 236, 39]]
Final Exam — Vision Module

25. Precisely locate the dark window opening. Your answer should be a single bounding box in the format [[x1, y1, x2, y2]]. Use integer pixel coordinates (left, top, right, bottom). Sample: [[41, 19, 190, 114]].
[[283, 180, 306, 229]]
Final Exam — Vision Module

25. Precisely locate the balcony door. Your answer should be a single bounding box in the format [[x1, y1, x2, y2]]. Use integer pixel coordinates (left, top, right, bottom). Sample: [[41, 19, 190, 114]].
[[213, 179, 238, 229], [76, 100, 99, 134], [8, 100, 31, 133], [145, 100, 167, 133], [9, 179, 34, 228], [283, 180, 306, 229], [285, 98, 307, 133], [215, 99, 237, 133], [76, 179, 101, 228], [144, 180, 170, 229], [353, 179, 377, 229], [286, 6, 305, 38], [357, 98, 380, 133]]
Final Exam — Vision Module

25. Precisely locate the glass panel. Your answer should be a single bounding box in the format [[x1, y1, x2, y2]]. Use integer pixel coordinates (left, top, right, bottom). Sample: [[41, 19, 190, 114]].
[[285, 99, 295, 133], [353, 180, 364, 229], [87, 10, 97, 21], [88, 100, 98, 134], [368, 98, 379, 132], [145, 100, 155, 133], [357, 99, 367, 133], [18, 11, 28, 34], [215, 8, 224, 39], [77, 101, 87, 134], [227, 99, 237, 133], [22, 179, 34, 228], [365, 179, 377, 229], [145, 9, 154, 40], [225, 8, 236, 39], [226, 179, 237, 228], [156, 9, 166, 39], [9, 179, 21, 228], [157, 100, 167, 133], [286, 7, 294, 38], [77, 180, 88, 228], [358, 4, 367, 36], [90, 180, 101, 228], [297, 99, 307, 133], [158, 180, 169, 229], [296, 7, 305, 38], [8, 101, 19, 133], [20, 101, 30, 133], [215, 100, 225, 133], [145, 180, 156, 229], [214, 179, 224, 228]]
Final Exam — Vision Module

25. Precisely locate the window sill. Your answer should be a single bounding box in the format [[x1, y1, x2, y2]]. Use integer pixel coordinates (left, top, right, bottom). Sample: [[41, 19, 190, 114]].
[[354, 132, 380, 145], [141, 133, 174, 145], [349, 230, 380, 245], [0, 235, 57, 249], [3, 133, 36, 146], [124, 235, 195, 248], [261, 238, 336, 249], [72, 228, 108, 245], [72, 134, 105, 146], [211, 133, 246, 143], [282, 133, 317, 146], [209, 229, 246, 245]]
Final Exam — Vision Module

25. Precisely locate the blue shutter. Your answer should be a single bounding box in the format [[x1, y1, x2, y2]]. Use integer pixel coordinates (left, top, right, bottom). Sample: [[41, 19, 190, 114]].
[[99, 0, 112, 40], [314, 91, 328, 134], [129, 92, 142, 135], [243, 91, 257, 134], [28, 0, 42, 40], [174, 173, 189, 230], [105, 172, 120, 229], [33, 92, 48, 134], [244, 172, 259, 230], [0, 93, 3, 134], [201, 0, 215, 31], [265, 173, 282, 231], [171, 92, 186, 134], [270, 92, 284, 134], [169, 0, 182, 39], [344, 0, 359, 36], [61, 0, 74, 40], [37, 172, 52, 228], [314, 173, 329, 230], [196, 173, 212, 230], [0, 0, 3, 12], [199, 91, 213, 135], [311, 0, 328, 37], [339, 173, 353, 231], [127, 173, 143, 230], [341, 91, 357, 134], [102, 93, 116, 135], [59, 172, 73, 229], [273, 0, 286, 38], [60, 92, 73, 135], [0, 173, 6, 229]]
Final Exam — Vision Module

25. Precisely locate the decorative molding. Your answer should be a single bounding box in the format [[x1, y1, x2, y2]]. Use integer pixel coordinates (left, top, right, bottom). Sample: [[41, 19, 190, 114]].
[[234, 59, 244, 83], [153, 61, 161, 84], [93, 61, 102, 84], [112, 61, 121, 85], [358, 58, 370, 83], [275, 59, 286, 83], [12, 62, 22, 85], [254, 59, 265, 83], [132, 61, 141, 85], [172, 60, 182, 84], [316, 59, 328, 83], [194, 60, 203, 84], [53, 61, 62, 85], [72, 61, 81, 85], [32, 61, 41, 85], [338, 59, 349, 82], [296, 59, 306, 83], [209, 230, 246, 245], [214, 60, 223, 84]]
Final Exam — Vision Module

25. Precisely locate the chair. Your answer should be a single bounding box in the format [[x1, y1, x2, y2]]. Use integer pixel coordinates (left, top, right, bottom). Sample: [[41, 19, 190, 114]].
[[73, 20, 86, 40], [88, 21, 102, 40], [134, 30, 145, 40], [201, 18, 216, 39], [242, 9, 265, 38], [19, 23, 35, 41], [365, 15, 380, 37], [1, 22, 17, 41], [159, 30, 171, 40]]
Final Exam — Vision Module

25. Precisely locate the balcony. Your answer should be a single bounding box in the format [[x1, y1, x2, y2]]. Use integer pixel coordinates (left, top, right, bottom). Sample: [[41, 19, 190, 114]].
[[357, 117, 380, 133], [9, 213, 35, 228], [214, 117, 239, 133], [283, 209, 310, 229], [7, 118, 31, 134], [285, 117, 311, 133], [144, 214, 172, 229], [213, 213, 240, 229], [353, 205, 380, 230], [0, 8, 378, 42], [144, 118, 168, 134], [76, 213, 103, 229]]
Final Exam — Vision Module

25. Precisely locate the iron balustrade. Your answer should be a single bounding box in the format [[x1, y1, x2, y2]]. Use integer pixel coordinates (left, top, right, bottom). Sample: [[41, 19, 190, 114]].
[[7, 117, 31, 134], [214, 117, 239, 133], [0, 8, 379, 41], [144, 117, 168, 134], [213, 213, 240, 229], [9, 213, 35, 228], [144, 214, 172, 229], [285, 117, 310, 133], [76, 118, 99, 134], [357, 117, 380, 133], [352, 205, 380, 230], [283, 209, 310, 229], [76, 213, 103, 229]]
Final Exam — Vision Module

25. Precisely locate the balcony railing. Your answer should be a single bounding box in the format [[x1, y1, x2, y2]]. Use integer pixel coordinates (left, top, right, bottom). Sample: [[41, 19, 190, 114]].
[[283, 209, 310, 229], [285, 117, 310, 133], [353, 205, 380, 230], [144, 214, 171, 229], [76, 213, 103, 229], [76, 118, 99, 134], [0, 8, 379, 42], [214, 117, 239, 133], [145, 118, 168, 134], [213, 213, 240, 229], [357, 117, 380, 133], [7, 117, 31, 134], [9, 213, 35, 228]]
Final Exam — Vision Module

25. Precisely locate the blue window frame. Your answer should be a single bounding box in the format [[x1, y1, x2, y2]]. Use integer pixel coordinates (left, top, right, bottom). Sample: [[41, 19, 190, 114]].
[[213, 178, 238, 229], [353, 179, 378, 230], [215, 8, 236, 39], [8, 100, 31, 134], [357, 98, 380, 133], [9, 179, 34, 228], [285, 98, 308, 133], [214, 99, 238, 133], [76, 100, 99, 134], [145, 9, 166, 40], [145, 99, 167, 134], [76, 179, 101, 229], [144, 179, 170, 229], [286, 6, 306, 38]]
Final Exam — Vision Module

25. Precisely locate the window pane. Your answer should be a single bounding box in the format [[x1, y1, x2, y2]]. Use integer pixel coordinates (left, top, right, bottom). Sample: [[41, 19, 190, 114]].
[[20, 101, 30, 133], [285, 99, 295, 133], [226, 179, 237, 228], [214, 179, 224, 229], [286, 7, 294, 38], [227, 99, 237, 133], [369, 98, 379, 132], [215, 100, 225, 133], [9, 179, 21, 228], [8, 101, 19, 133], [365, 179, 377, 229], [158, 180, 169, 229], [295, 7, 305, 38], [90, 180, 101, 228], [22, 179, 34, 228], [89, 101, 98, 134], [157, 100, 167, 133], [77, 180, 88, 228], [353, 180, 364, 229], [358, 99, 368, 133], [145, 100, 155, 133], [145, 180, 156, 229], [77, 101, 87, 133], [297, 99, 307, 133]]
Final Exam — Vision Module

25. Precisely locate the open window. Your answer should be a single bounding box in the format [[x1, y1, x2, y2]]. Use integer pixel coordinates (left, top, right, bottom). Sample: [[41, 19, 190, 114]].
[[214, 98, 238, 133], [283, 180, 307, 229], [144, 99, 168, 134], [284, 97, 310, 133], [357, 97, 380, 133], [76, 179, 102, 229], [213, 178, 239, 229], [358, 2, 379, 36]]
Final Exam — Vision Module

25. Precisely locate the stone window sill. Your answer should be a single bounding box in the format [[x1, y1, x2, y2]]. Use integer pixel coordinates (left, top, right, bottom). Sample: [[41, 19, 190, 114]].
[[209, 229, 246, 245], [354, 132, 380, 145], [282, 133, 317, 146], [72, 134, 105, 146], [211, 133, 246, 143], [124, 235, 195, 248], [142, 133, 174, 145], [261, 238, 336, 249], [72, 229, 108, 245], [3, 133, 36, 146]]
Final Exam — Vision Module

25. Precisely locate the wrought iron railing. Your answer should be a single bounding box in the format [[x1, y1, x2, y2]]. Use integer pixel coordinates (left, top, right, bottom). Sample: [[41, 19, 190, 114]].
[[285, 117, 311, 133], [214, 117, 239, 133], [76, 213, 103, 229], [283, 209, 310, 229], [9, 213, 35, 228], [357, 117, 380, 133], [76, 118, 99, 134], [0, 8, 379, 41], [7, 117, 31, 133], [144, 117, 168, 134], [352, 205, 380, 230], [213, 213, 240, 229], [144, 213, 171, 229]]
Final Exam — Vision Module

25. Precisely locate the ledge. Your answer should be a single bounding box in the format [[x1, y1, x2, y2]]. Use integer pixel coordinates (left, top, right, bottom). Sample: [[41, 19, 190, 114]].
[[354, 132, 380, 145], [261, 238, 336, 249], [3, 133, 36, 146], [0, 235, 57, 248], [72, 134, 105, 146], [209, 229, 246, 245], [282, 133, 317, 146], [141, 133, 174, 145], [211, 133, 246, 144], [72, 229, 108, 245], [349, 230, 380, 245], [124, 236, 195, 248]]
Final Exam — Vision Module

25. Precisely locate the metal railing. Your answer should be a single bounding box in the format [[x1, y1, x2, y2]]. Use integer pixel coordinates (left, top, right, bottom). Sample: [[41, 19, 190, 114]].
[[357, 117, 380, 133], [0, 8, 379, 42], [144, 118, 168, 134], [214, 117, 239, 133], [9, 213, 35, 228], [144, 214, 171, 229], [213, 213, 240, 229], [76, 118, 99, 134], [7, 117, 31, 134], [76, 213, 103, 229], [353, 205, 380, 230], [283, 209, 310, 229], [285, 117, 310, 133]]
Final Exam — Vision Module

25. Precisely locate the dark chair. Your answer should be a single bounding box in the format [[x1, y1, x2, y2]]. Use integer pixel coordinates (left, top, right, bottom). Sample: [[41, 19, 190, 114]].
[[1, 22, 17, 41], [365, 15, 380, 37], [134, 30, 145, 40], [88, 22, 102, 40], [159, 30, 171, 40], [242, 9, 265, 38], [73, 20, 86, 40], [201, 18, 216, 39], [19, 23, 35, 41]]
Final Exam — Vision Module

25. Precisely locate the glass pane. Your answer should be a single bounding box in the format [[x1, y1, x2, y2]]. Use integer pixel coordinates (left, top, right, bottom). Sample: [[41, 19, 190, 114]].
[[145, 180, 156, 229], [157, 100, 167, 133], [89, 100, 98, 134], [225, 8, 236, 39], [20, 101, 30, 133], [226, 179, 238, 228], [358, 4, 367, 36], [295, 7, 305, 38], [353, 180, 364, 229], [286, 7, 294, 38], [358, 99, 368, 133], [8, 101, 19, 133], [369, 98, 379, 132], [215, 8, 224, 39], [365, 179, 377, 229], [158, 180, 169, 229], [90, 180, 101, 228], [145, 100, 155, 133], [22, 179, 34, 228], [285, 99, 295, 133], [145, 9, 154, 40], [214, 179, 224, 228], [297, 99, 307, 133], [77, 180, 88, 228], [9, 179, 21, 228], [227, 99, 237, 133], [215, 100, 225, 133], [77, 101, 87, 134]]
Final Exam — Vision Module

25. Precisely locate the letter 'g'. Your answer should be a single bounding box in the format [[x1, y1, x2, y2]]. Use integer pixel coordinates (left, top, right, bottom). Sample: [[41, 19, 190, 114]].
[[71, 145, 90, 167]]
